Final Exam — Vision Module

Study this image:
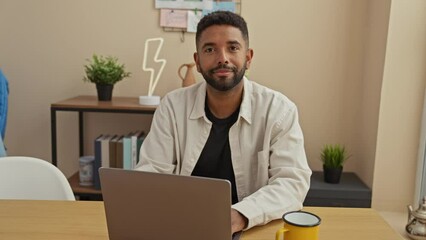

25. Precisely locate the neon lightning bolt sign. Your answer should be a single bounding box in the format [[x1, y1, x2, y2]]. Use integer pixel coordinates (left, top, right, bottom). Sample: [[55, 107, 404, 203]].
[[142, 38, 167, 96]]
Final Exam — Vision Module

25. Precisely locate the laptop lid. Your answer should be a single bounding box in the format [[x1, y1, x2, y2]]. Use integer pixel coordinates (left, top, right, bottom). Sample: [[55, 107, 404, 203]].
[[99, 167, 234, 240]]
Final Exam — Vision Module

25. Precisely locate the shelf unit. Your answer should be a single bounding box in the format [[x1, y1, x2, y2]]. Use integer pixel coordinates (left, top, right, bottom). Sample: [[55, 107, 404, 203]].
[[304, 171, 372, 208], [50, 95, 157, 199]]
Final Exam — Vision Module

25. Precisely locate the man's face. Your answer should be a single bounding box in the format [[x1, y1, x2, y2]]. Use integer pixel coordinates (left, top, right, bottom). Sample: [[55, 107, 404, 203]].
[[194, 25, 253, 92]]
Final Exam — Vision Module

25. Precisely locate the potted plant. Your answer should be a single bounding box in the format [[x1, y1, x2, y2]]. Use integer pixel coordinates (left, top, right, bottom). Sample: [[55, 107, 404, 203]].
[[320, 144, 350, 184], [83, 54, 131, 101]]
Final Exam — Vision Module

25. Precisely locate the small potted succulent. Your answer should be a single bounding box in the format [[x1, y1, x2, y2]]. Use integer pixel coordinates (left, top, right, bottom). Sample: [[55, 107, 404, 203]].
[[83, 54, 131, 101], [320, 144, 350, 184]]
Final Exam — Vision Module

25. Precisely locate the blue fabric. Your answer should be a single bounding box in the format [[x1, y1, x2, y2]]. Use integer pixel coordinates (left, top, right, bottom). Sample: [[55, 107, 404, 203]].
[[0, 69, 8, 140]]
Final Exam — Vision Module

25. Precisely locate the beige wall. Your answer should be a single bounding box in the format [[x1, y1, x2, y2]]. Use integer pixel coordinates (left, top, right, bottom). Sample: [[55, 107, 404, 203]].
[[356, 0, 391, 196], [1, 0, 425, 212], [372, 0, 426, 211]]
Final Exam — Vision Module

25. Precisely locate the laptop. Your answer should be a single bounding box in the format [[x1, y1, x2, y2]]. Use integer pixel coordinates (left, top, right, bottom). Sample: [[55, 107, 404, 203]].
[[99, 167, 242, 240]]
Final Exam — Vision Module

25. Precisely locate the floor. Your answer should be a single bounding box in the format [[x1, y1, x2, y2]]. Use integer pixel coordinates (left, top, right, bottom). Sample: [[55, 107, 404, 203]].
[[379, 211, 409, 239]]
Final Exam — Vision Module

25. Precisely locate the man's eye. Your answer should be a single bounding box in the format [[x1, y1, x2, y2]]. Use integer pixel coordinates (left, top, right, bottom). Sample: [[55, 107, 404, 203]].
[[230, 46, 240, 52], [204, 48, 214, 53]]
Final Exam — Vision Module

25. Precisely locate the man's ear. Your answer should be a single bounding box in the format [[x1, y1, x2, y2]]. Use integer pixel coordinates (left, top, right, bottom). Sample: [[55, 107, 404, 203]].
[[193, 52, 201, 73], [245, 48, 254, 69]]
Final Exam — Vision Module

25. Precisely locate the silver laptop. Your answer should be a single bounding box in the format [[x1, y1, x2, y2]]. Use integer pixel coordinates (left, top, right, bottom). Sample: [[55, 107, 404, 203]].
[[99, 167, 242, 240]]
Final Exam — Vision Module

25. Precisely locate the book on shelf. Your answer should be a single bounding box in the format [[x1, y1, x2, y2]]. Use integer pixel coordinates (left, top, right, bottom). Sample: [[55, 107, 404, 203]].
[[101, 135, 113, 168], [93, 134, 104, 190], [91, 130, 146, 190], [123, 131, 135, 170], [115, 135, 124, 169], [136, 132, 146, 164], [109, 135, 120, 168], [131, 131, 145, 169]]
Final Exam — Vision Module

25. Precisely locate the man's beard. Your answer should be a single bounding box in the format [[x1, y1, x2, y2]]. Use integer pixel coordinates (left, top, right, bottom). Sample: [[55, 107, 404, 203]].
[[200, 63, 247, 92]]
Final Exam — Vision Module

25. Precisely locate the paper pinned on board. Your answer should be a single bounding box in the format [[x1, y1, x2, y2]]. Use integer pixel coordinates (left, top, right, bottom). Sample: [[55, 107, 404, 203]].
[[156, 0, 213, 10], [158, 1, 237, 33], [202, 1, 236, 16], [187, 10, 203, 33], [160, 9, 188, 28]]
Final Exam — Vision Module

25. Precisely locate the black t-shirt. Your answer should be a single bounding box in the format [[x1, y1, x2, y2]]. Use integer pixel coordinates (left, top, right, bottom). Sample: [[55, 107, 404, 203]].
[[191, 104, 239, 204]]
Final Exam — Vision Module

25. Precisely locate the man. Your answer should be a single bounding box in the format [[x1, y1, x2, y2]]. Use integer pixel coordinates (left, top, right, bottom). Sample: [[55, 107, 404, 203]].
[[135, 11, 311, 234]]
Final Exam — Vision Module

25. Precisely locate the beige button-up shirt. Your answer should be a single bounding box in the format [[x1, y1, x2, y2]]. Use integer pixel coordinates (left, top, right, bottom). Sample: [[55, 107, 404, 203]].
[[135, 78, 311, 229]]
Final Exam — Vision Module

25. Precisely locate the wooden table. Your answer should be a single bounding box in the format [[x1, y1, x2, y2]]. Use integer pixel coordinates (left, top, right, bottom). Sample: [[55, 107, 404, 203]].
[[243, 207, 404, 240], [0, 200, 404, 240], [0, 200, 108, 240]]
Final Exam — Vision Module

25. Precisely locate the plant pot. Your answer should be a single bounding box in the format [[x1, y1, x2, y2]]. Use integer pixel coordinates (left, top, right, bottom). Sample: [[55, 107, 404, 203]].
[[323, 165, 343, 184], [96, 84, 114, 101]]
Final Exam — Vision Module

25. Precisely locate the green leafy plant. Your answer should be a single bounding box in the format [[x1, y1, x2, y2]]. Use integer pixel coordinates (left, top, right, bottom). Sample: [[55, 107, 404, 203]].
[[83, 54, 131, 85], [320, 144, 350, 168]]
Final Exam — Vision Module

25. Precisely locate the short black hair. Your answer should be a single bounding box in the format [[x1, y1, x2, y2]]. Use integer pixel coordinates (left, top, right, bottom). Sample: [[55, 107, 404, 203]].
[[196, 11, 249, 48]]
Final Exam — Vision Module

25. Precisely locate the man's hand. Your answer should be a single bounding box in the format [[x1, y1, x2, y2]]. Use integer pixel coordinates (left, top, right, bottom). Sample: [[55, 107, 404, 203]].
[[231, 209, 248, 234]]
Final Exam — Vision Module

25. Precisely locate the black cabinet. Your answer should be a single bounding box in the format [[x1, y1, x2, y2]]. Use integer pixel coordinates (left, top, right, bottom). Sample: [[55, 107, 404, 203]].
[[304, 171, 372, 208]]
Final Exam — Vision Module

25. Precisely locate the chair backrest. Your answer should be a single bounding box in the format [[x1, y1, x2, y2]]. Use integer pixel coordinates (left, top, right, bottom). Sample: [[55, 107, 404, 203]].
[[0, 156, 75, 200]]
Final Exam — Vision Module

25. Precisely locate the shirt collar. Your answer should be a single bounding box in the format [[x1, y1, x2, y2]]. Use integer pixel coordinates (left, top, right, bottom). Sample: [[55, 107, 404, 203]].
[[239, 77, 253, 125], [189, 82, 207, 120]]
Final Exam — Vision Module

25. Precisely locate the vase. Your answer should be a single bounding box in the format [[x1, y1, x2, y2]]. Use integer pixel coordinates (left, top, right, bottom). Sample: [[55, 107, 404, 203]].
[[96, 84, 114, 101], [178, 63, 196, 87], [323, 165, 343, 184]]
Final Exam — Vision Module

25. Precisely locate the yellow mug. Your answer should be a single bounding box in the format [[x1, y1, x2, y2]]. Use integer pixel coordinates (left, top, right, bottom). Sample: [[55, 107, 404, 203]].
[[275, 211, 321, 240]]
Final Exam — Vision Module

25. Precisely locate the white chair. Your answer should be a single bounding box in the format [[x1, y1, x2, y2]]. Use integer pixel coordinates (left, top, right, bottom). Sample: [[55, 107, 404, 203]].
[[0, 156, 75, 200]]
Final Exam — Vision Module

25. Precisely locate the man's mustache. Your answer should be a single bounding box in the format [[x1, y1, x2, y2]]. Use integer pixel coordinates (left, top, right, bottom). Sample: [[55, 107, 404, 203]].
[[210, 64, 237, 73]]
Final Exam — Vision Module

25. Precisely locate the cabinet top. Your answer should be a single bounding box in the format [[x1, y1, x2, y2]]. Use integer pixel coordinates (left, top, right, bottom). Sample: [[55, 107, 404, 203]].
[[310, 171, 371, 193], [51, 95, 157, 113]]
